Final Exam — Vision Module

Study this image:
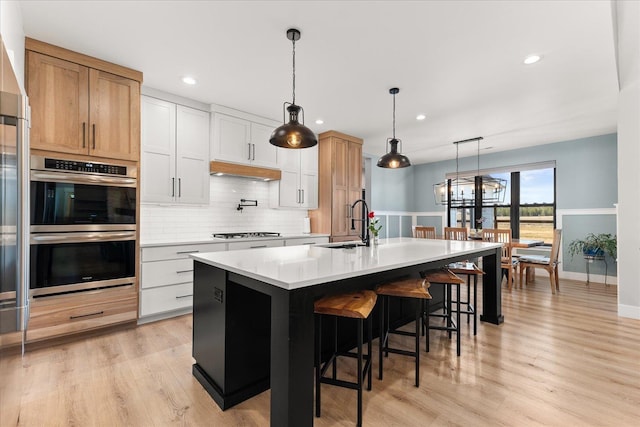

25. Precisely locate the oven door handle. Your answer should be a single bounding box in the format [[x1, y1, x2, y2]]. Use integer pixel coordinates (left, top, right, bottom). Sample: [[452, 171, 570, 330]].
[[31, 231, 136, 244], [30, 170, 137, 187]]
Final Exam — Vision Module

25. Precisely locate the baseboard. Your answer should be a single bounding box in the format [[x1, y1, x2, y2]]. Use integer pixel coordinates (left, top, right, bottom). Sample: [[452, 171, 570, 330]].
[[560, 271, 617, 286], [137, 307, 193, 325], [618, 304, 640, 319]]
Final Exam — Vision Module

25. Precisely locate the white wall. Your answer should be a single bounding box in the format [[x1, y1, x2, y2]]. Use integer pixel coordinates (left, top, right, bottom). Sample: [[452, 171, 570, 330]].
[[140, 176, 310, 243], [613, 0, 640, 319], [0, 0, 25, 91]]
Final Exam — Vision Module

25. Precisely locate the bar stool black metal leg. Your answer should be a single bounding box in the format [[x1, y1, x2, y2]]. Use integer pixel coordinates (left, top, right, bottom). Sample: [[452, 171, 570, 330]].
[[447, 284, 452, 339], [367, 314, 373, 391], [415, 306, 420, 387], [466, 277, 471, 324], [425, 299, 430, 353], [332, 317, 338, 380], [456, 282, 461, 356], [473, 274, 478, 336]]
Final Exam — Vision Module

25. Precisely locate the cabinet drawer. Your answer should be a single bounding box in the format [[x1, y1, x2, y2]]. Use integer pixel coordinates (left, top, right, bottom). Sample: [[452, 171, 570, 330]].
[[227, 239, 284, 251], [141, 243, 225, 262], [284, 237, 329, 246], [140, 283, 193, 317], [141, 258, 194, 289], [27, 285, 137, 342]]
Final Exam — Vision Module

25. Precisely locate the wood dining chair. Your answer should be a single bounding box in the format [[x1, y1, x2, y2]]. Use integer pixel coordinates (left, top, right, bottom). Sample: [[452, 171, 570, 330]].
[[518, 229, 562, 294], [481, 228, 518, 290], [444, 227, 468, 241], [414, 226, 437, 239]]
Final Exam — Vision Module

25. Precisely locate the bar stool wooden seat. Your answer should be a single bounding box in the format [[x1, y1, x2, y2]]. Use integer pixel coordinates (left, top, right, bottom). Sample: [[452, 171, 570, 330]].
[[447, 262, 484, 336], [421, 268, 465, 356], [314, 290, 377, 427], [376, 278, 432, 387]]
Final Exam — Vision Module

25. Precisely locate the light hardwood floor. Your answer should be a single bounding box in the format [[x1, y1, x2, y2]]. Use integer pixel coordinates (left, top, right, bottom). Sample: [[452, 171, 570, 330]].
[[1, 278, 639, 426]]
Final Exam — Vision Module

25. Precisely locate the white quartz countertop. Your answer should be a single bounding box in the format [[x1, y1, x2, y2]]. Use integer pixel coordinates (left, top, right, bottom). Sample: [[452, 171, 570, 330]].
[[191, 237, 502, 290], [140, 233, 329, 248]]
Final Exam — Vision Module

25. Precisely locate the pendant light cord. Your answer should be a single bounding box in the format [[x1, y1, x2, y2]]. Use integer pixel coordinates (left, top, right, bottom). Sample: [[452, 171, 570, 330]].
[[292, 36, 296, 105], [392, 92, 396, 139]]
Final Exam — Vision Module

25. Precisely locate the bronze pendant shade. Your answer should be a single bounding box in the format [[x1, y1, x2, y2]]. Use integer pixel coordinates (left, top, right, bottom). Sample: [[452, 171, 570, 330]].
[[377, 88, 411, 168], [270, 28, 317, 149]]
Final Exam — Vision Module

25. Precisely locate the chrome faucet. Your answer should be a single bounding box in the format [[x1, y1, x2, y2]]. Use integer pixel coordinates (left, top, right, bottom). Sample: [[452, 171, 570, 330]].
[[351, 199, 370, 247]]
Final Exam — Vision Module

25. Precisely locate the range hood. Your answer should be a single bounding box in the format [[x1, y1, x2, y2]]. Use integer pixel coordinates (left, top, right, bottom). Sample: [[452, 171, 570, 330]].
[[209, 161, 281, 181]]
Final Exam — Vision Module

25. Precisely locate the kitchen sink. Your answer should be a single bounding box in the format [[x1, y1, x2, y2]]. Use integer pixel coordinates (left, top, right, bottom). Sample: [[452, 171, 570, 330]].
[[323, 243, 366, 249]]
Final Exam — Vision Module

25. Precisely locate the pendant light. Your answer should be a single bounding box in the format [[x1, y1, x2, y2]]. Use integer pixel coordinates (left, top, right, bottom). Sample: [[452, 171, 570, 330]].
[[377, 88, 411, 168], [269, 28, 317, 149]]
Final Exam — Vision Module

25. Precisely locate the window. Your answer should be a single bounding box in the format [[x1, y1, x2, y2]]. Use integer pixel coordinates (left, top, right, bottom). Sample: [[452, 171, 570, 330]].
[[447, 165, 556, 243]]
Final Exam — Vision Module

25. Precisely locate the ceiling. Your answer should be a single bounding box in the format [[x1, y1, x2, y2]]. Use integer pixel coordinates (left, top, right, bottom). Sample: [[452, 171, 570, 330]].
[[18, 0, 619, 165]]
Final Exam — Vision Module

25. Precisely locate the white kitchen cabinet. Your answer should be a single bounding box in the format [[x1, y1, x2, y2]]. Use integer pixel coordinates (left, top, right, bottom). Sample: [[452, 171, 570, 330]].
[[141, 96, 210, 204], [211, 112, 278, 169], [283, 236, 329, 246], [139, 242, 225, 321], [270, 145, 318, 209], [226, 239, 284, 251]]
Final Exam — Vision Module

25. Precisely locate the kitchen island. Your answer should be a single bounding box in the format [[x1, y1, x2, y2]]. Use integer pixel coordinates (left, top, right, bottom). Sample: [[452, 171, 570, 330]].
[[191, 237, 503, 427]]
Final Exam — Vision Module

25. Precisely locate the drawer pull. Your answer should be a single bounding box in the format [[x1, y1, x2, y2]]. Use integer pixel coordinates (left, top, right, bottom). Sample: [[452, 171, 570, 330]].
[[250, 245, 268, 248], [176, 294, 193, 299], [176, 269, 194, 274], [176, 250, 199, 254], [70, 310, 104, 320], [303, 242, 316, 245]]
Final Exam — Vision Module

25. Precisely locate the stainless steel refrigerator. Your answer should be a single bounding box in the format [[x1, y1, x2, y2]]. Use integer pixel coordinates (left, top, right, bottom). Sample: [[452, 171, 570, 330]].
[[1, 37, 29, 351]]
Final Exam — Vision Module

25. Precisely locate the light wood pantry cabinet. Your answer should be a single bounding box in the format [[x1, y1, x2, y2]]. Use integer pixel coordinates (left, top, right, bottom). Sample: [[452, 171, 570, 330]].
[[140, 242, 225, 321], [269, 145, 318, 209], [141, 96, 210, 204], [211, 112, 278, 169], [26, 38, 141, 161], [309, 131, 363, 242]]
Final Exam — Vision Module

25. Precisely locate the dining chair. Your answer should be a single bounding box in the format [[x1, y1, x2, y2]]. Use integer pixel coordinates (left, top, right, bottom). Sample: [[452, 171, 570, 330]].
[[518, 229, 562, 294], [444, 227, 468, 241], [414, 226, 437, 239], [481, 228, 518, 290]]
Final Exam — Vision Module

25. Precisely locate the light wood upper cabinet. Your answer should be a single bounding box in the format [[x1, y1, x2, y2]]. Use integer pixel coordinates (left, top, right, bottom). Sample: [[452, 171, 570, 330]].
[[26, 43, 141, 162]]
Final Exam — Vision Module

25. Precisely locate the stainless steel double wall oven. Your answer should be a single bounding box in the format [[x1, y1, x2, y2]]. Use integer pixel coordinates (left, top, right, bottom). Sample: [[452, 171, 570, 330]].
[[30, 155, 136, 297]]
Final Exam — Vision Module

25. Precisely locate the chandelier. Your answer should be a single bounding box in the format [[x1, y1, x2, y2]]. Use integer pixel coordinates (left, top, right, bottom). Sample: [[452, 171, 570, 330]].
[[433, 137, 507, 206]]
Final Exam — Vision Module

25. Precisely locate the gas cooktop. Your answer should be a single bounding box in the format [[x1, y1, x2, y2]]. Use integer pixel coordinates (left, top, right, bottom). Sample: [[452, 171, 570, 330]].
[[212, 232, 281, 239]]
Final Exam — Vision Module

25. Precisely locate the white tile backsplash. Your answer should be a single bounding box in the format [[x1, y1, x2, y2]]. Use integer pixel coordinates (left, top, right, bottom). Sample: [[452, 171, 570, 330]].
[[140, 176, 309, 243]]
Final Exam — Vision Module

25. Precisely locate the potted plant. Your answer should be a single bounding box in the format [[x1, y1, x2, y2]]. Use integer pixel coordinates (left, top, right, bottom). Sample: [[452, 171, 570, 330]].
[[568, 233, 617, 260]]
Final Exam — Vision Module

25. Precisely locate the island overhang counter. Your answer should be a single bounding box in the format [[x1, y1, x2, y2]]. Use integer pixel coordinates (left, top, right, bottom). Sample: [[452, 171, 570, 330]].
[[191, 237, 503, 427]]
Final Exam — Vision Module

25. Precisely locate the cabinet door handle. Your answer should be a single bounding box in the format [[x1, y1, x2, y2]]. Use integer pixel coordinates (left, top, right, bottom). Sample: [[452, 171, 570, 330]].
[[172, 178, 175, 197], [178, 178, 182, 197], [346, 204, 351, 218], [176, 269, 194, 274], [302, 242, 316, 245], [92, 124, 96, 149], [252, 144, 256, 160], [176, 294, 193, 299], [248, 143, 252, 160], [176, 250, 199, 254], [82, 122, 86, 148], [70, 310, 104, 320], [301, 189, 304, 204], [250, 245, 267, 248]]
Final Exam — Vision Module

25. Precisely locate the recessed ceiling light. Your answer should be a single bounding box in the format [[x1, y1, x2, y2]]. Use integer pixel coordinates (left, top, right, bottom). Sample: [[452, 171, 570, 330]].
[[523, 54, 541, 65], [182, 76, 197, 85], [315, 119, 324, 125], [416, 114, 426, 121]]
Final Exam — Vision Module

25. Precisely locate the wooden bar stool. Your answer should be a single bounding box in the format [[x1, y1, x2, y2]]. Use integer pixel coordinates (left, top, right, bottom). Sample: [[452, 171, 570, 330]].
[[421, 268, 465, 356], [447, 262, 484, 336], [376, 278, 432, 387], [314, 290, 377, 427]]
